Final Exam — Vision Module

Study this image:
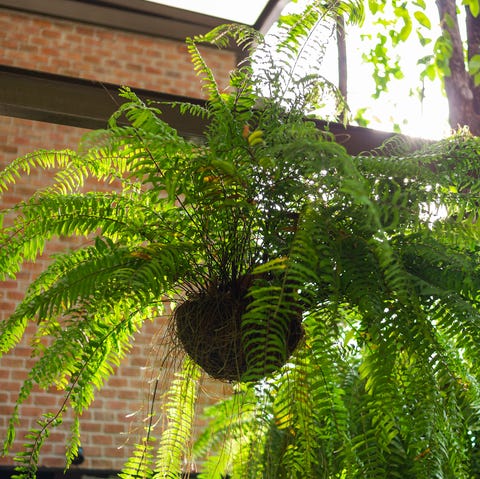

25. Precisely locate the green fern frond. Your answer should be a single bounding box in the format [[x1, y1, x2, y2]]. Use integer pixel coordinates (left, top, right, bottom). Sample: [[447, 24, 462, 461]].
[[186, 38, 226, 108], [241, 257, 303, 382], [165, 101, 210, 122], [0, 149, 76, 196], [65, 415, 81, 469], [193, 387, 258, 478], [153, 357, 200, 478], [10, 411, 64, 479], [119, 435, 156, 479], [0, 187, 195, 281], [199, 24, 262, 55], [0, 241, 180, 350]]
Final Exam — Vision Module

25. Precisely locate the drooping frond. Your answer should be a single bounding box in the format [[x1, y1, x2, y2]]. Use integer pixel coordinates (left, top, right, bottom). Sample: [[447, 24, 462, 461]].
[[0, 149, 79, 196], [153, 357, 200, 478], [119, 437, 155, 479], [255, 0, 363, 116], [193, 387, 257, 478], [185, 23, 261, 104], [275, 0, 361, 57], [9, 411, 64, 479], [0, 238, 193, 369]]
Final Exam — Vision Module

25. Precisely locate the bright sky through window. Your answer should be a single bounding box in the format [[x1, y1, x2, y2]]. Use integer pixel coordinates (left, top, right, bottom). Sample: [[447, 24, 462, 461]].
[[144, 0, 271, 25], [268, 0, 451, 140], [147, 0, 450, 139]]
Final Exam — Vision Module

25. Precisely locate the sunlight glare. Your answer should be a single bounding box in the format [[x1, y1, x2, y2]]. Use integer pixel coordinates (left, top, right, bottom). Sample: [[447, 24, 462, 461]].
[[265, 1, 452, 140]]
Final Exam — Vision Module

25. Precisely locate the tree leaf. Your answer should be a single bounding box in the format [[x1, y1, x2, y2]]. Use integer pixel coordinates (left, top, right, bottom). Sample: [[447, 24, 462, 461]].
[[368, 0, 384, 15], [414, 10, 432, 29], [423, 63, 437, 81], [414, 0, 426, 8], [394, 7, 413, 42], [464, 0, 480, 18], [469, 54, 480, 75], [474, 72, 480, 86]]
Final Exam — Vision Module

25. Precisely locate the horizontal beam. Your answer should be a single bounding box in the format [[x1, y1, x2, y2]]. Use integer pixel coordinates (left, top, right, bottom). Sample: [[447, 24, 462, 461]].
[[0, 65, 427, 154], [0, 65, 208, 136], [313, 119, 428, 155]]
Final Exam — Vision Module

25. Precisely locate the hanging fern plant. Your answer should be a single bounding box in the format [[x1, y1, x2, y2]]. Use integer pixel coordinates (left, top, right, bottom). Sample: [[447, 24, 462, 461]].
[[2, 1, 480, 477]]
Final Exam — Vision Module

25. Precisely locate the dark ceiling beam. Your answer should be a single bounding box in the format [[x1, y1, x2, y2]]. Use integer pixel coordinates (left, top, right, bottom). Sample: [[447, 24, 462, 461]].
[[0, 65, 208, 136], [0, 66, 427, 155], [254, 0, 290, 33], [312, 120, 429, 155], [82, 0, 224, 26]]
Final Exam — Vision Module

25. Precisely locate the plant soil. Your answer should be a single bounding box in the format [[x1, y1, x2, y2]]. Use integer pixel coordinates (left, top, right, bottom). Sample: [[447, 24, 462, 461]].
[[174, 280, 303, 382]]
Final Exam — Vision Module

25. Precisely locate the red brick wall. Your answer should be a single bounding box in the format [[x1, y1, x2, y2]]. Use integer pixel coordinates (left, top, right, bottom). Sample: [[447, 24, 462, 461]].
[[0, 6, 236, 472], [0, 118, 231, 474], [0, 8, 235, 96]]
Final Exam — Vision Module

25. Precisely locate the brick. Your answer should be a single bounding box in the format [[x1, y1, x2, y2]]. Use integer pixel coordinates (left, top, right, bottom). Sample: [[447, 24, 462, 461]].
[[18, 44, 38, 53], [41, 47, 60, 57], [17, 405, 45, 417], [48, 431, 68, 443], [0, 145, 18, 154], [74, 25, 94, 35], [116, 389, 141, 400], [6, 290, 26, 301], [101, 446, 124, 457], [106, 377, 128, 388], [0, 405, 15, 416], [103, 423, 125, 434], [1, 356, 26, 369], [83, 422, 102, 433], [34, 394, 60, 406], [93, 434, 114, 446]]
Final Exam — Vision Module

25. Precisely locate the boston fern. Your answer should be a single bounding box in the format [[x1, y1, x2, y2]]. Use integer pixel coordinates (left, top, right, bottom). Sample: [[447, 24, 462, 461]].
[[2, 2, 480, 477]]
